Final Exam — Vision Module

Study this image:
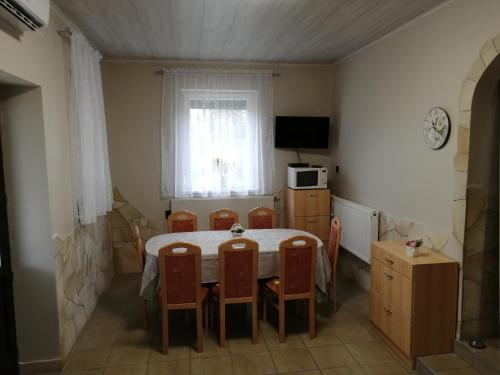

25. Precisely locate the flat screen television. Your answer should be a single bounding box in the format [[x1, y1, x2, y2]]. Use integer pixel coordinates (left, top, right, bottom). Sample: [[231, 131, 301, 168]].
[[274, 116, 330, 149]]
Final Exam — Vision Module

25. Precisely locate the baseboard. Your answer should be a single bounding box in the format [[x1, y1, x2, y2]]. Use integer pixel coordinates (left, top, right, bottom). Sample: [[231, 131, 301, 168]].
[[19, 358, 62, 375]]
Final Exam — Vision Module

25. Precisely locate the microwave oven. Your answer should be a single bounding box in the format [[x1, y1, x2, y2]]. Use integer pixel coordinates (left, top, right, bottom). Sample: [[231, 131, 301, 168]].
[[287, 166, 328, 189]]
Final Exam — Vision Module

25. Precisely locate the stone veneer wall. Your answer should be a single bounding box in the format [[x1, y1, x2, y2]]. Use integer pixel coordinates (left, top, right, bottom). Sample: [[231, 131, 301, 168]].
[[110, 187, 160, 274], [454, 34, 500, 339], [53, 215, 113, 360]]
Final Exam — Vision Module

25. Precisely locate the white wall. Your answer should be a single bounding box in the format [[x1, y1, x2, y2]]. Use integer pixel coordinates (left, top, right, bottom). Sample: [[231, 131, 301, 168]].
[[102, 61, 333, 229], [0, 88, 59, 363], [331, 0, 500, 260]]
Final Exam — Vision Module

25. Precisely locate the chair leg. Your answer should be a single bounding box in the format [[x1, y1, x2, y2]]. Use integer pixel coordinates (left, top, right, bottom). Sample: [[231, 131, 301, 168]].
[[263, 294, 267, 322], [196, 306, 203, 353], [204, 300, 209, 329], [143, 300, 148, 329], [219, 302, 226, 347], [309, 297, 316, 339], [278, 298, 285, 343], [252, 301, 258, 344], [161, 308, 169, 354]]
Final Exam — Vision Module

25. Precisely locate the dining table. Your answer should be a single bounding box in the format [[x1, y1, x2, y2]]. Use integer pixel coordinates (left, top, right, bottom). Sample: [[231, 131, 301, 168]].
[[139, 228, 331, 301]]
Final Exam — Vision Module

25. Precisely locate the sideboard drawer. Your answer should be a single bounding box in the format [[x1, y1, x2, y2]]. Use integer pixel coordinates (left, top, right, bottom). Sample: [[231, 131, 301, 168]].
[[290, 215, 330, 241], [290, 189, 330, 217], [371, 258, 412, 317], [372, 243, 412, 280], [370, 290, 411, 356]]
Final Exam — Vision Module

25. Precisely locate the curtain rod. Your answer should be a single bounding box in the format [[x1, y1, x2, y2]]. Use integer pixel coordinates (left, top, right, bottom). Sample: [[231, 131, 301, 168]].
[[154, 69, 280, 77]]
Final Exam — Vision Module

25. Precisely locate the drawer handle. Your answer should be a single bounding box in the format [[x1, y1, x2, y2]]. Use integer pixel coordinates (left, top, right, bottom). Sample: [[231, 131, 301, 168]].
[[305, 219, 318, 223], [383, 307, 392, 315], [384, 272, 394, 280], [308, 194, 318, 197], [384, 257, 394, 265]]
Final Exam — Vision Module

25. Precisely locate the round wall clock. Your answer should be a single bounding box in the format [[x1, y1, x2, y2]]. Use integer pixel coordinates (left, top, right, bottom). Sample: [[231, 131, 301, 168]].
[[423, 107, 451, 150]]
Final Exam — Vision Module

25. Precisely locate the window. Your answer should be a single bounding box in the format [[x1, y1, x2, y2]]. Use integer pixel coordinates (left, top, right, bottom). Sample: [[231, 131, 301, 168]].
[[161, 70, 275, 198]]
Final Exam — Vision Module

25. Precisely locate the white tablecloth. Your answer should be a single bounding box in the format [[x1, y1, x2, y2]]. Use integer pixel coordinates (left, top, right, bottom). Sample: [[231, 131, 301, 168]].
[[139, 229, 331, 300]]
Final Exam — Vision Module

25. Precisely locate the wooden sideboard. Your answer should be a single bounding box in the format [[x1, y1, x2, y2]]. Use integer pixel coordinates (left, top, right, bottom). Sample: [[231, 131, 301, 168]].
[[285, 188, 330, 247], [369, 241, 459, 369]]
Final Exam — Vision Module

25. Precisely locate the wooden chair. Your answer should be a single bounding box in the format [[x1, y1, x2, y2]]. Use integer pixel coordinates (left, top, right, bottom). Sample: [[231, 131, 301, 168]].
[[263, 236, 317, 342], [211, 238, 259, 347], [248, 207, 276, 229], [167, 210, 198, 233], [210, 208, 239, 230], [134, 225, 148, 328], [328, 217, 341, 312], [158, 242, 209, 353]]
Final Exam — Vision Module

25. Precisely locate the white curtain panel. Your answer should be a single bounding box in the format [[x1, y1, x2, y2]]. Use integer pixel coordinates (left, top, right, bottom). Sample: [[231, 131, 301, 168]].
[[161, 69, 275, 198], [69, 32, 112, 224]]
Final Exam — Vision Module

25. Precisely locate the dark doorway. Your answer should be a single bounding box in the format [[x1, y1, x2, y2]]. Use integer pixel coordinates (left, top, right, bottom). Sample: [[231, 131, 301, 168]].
[[0, 129, 18, 375]]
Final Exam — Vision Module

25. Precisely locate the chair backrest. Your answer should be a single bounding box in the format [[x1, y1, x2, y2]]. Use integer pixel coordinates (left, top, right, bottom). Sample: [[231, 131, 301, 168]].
[[210, 208, 239, 231], [218, 238, 258, 300], [328, 217, 341, 275], [279, 236, 317, 297], [248, 207, 276, 229], [134, 225, 146, 272], [158, 242, 202, 307], [167, 210, 198, 233]]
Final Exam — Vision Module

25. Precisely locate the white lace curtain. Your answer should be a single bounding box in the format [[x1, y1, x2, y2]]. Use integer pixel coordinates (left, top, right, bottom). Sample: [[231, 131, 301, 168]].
[[161, 69, 275, 198], [68, 32, 112, 224]]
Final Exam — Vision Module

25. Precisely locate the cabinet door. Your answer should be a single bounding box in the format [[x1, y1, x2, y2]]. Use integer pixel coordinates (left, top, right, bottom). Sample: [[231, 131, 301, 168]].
[[291, 189, 330, 216], [292, 216, 330, 241]]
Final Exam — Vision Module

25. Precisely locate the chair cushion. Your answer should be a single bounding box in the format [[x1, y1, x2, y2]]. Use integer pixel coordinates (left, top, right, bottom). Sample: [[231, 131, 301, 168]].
[[265, 278, 280, 295]]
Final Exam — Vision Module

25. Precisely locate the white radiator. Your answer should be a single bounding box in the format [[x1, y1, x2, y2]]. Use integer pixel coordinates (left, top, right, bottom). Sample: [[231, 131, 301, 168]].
[[171, 196, 275, 231], [332, 195, 379, 264]]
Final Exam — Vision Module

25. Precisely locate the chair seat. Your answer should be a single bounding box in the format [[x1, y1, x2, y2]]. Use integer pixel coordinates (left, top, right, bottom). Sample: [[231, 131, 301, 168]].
[[265, 278, 280, 295]]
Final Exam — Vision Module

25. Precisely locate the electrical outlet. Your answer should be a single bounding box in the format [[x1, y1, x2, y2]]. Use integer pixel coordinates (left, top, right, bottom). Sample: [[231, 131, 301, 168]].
[[336, 165, 340, 173]]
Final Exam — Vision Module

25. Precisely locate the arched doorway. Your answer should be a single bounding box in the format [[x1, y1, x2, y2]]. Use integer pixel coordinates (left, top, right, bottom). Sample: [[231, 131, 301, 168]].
[[454, 36, 500, 340]]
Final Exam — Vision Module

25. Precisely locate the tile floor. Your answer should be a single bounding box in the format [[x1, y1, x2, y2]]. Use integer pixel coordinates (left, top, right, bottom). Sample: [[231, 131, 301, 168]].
[[59, 274, 418, 375]]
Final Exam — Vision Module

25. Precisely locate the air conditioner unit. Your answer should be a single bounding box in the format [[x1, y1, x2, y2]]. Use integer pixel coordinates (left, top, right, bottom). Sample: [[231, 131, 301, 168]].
[[0, 0, 49, 31]]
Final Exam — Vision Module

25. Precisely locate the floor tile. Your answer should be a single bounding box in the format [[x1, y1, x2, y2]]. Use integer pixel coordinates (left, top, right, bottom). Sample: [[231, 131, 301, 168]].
[[85, 315, 123, 333], [231, 352, 276, 375], [227, 337, 268, 354], [190, 334, 230, 358], [107, 345, 151, 366], [102, 364, 148, 375], [263, 332, 305, 351], [362, 362, 409, 374], [344, 342, 395, 365], [76, 328, 118, 350], [147, 360, 190, 375], [281, 371, 320, 375], [64, 348, 111, 371], [149, 345, 191, 362], [308, 344, 357, 369], [438, 368, 482, 374], [418, 353, 469, 371], [191, 356, 234, 375], [301, 326, 342, 347], [321, 366, 365, 375], [332, 324, 377, 344], [270, 348, 317, 373], [63, 369, 105, 375], [114, 328, 153, 346]]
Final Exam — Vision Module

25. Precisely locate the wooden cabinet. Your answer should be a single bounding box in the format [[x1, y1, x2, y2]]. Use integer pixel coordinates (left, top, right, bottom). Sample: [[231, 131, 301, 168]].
[[369, 241, 459, 369], [285, 188, 330, 241]]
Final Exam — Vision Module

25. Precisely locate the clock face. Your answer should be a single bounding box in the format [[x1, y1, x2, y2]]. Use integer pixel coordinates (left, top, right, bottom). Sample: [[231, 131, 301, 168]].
[[423, 107, 450, 150]]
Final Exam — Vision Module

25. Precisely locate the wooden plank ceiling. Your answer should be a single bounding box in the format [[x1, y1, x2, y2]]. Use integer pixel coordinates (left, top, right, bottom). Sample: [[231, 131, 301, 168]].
[[53, 0, 445, 63]]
